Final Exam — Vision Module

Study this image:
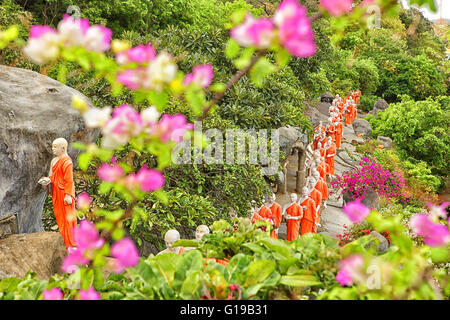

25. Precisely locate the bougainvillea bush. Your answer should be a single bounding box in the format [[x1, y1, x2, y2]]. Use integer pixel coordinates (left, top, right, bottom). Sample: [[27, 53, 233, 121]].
[[331, 157, 407, 204]]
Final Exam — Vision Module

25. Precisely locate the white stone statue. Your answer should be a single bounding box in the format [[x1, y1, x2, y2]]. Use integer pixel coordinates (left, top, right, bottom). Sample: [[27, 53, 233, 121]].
[[157, 229, 182, 255], [38, 138, 73, 206], [195, 224, 210, 240]]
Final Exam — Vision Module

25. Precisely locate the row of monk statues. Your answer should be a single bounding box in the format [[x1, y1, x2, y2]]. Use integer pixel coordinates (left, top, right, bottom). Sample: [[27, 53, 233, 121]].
[[37, 91, 361, 251], [248, 91, 361, 241]]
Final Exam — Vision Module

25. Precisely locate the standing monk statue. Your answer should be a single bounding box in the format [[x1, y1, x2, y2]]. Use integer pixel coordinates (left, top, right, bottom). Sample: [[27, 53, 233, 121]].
[[38, 138, 77, 249]]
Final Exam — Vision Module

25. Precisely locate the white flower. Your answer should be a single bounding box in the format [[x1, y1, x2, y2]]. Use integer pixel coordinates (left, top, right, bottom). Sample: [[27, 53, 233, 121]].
[[83, 106, 111, 128], [57, 17, 85, 47], [82, 25, 111, 52], [146, 52, 177, 91], [140, 106, 160, 124], [23, 33, 60, 65]]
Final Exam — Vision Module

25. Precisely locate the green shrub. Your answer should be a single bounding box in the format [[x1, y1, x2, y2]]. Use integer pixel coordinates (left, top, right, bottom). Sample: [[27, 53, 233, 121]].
[[367, 95, 450, 180]]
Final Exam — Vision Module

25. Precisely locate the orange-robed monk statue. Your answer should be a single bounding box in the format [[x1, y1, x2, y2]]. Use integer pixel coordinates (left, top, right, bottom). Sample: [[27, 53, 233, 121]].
[[38, 138, 77, 248]]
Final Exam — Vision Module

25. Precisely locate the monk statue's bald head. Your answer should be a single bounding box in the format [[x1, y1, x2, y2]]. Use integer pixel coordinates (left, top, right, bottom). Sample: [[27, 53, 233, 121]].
[[52, 138, 68, 157]]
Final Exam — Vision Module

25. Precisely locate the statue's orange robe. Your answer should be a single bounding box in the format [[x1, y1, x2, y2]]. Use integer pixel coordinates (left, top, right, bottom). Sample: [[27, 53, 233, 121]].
[[285, 203, 303, 241], [335, 122, 343, 149], [251, 205, 272, 223], [325, 142, 336, 176], [316, 177, 328, 201], [269, 202, 282, 239], [345, 105, 353, 125], [51, 155, 77, 248], [300, 196, 317, 235], [310, 187, 322, 233]]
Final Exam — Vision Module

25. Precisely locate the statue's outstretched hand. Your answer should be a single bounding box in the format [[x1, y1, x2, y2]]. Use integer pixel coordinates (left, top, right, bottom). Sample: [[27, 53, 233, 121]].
[[64, 194, 73, 205], [38, 177, 51, 186]]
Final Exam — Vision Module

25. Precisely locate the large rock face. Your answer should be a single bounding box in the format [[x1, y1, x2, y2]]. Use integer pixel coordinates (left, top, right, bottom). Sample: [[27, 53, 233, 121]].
[[352, 118, 372, 139], [0, 232, 66, 280], [276, 126, 307, 156], [0, 66, 99, 233]]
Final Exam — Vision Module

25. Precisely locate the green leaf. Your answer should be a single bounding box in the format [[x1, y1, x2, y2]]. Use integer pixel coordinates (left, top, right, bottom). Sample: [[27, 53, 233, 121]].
[[245, 260, 276, 286], [172, 239, 199, 248], [234, 47, 255, 69], [225, 38, 241, 59], [258, 238, 292, 259], [279, 274, 321, 287], [185, 88, 205, 116], [275, 47, 291, 68], [430, 246, 450, 263], [250, 57, 276, 87], [148, 90, 169, 111], [180, 270, 202, 299], [77, 152, 92, 171]]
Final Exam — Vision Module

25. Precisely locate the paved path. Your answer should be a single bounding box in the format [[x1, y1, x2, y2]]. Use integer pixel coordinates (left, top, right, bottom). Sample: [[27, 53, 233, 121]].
[[275, 123, 364, 240]]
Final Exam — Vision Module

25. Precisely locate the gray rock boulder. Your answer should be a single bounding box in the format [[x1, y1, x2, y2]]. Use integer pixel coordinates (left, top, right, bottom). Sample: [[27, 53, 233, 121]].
[[377, 136, 393, 149], [0, 232, 67, 280], [317, 101, 331, 117], [371, 99, 389, 116], [0, 66, 99, 233], [361, 188, 380, 210], [304, 103, 328, 125], [320, 91, 334, 104], [352, 118, 372, 139], [369, 231, 389, 253], [276, 126, 307, 156]]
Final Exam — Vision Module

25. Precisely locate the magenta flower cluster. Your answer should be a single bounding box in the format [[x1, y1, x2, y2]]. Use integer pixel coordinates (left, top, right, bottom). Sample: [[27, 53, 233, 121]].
[[62, 220, 140, 274], [331, 157, 407, 204], [97, 158, 165, 193], [231, 0, 317, 58]]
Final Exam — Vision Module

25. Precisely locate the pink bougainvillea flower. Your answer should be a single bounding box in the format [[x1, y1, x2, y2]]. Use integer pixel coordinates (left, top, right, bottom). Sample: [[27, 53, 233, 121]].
[[117, 68, 143, 90], [336, 254, 364, 286], [83, 25, 112, 52], [97, 161, 124, 182], [135, 164, 165, 192], [230, 14, 275, 49], [183, 64, 214, 88], [29, 25, 57, 38], [149, 114, 193, 143], [110, 237, 140, 273], [79, 286, 101, 300], [273, 0, 307, 26], [320, 0, 354, 17], [277, 15, 316, 58], [23, 30, 60, 65], [43, 287, 63, 300], [409, 214, 450, 247], [343, 199, 370, 223], [274, 0, 316, 58], [116, 44, 156, 65], [61, 249, 89, 273], [101, 104, 143, 149], [336, 269, 353, 286], [57, 14, 90, 47], [76, 192, 92, 210], [73, 219, 104, 251]]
